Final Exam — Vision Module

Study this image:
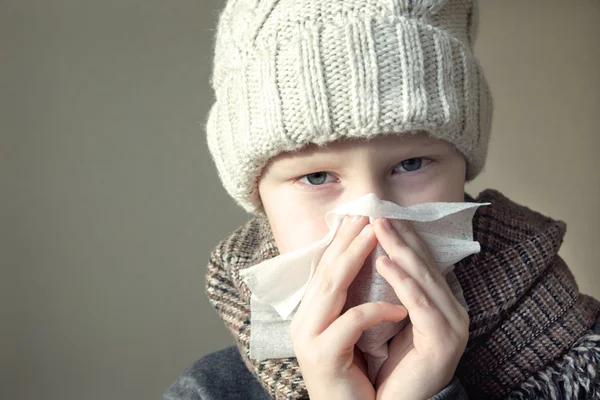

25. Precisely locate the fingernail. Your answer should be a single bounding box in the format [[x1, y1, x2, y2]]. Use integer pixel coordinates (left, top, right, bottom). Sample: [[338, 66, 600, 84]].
[[359, 224, 372, 236], [380, 255, 394, 267], [351, 215, 362, 222], [394, 304, 407, 312], [380, 218, 392, 231]]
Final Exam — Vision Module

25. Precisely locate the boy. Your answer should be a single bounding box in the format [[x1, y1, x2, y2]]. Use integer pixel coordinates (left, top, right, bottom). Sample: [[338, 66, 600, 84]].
[[165, 0, 600, 399]]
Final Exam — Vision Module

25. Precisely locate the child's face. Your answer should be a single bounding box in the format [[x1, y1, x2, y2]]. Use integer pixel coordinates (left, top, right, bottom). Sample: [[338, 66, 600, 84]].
[[258, 132, 467, 254]]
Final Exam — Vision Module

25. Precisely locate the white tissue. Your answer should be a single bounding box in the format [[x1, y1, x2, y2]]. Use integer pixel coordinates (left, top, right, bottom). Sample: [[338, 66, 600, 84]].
[[240, 194, 489, 383]]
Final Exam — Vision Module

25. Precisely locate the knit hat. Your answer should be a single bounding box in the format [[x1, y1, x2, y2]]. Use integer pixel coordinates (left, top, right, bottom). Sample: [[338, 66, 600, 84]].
[[206, 0, 493, 213]]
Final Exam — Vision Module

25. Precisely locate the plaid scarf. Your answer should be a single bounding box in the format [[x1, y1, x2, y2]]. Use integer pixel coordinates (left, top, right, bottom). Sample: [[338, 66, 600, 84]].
[[205, 189, 599, 399]]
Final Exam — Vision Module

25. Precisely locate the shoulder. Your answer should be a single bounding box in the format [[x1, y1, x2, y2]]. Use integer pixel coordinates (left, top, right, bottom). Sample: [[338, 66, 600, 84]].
[[163, 346, 270, 400]]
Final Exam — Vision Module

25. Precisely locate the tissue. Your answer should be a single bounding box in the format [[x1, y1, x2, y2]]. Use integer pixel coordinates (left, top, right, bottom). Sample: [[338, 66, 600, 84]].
[[240, 194, 488, 383]]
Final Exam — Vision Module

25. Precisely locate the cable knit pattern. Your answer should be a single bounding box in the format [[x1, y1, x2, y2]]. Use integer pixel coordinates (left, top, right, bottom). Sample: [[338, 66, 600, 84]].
[[206, 0, 493, 213]]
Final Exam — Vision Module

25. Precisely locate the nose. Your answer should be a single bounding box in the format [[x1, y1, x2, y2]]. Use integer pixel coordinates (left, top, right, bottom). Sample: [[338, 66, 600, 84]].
[[348, 176, 391, 203]]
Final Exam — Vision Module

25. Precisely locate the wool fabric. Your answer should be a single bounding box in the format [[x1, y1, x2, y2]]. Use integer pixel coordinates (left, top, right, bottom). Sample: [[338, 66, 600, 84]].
[[206, 0, 493, 213], [205, 189, 600, 399]]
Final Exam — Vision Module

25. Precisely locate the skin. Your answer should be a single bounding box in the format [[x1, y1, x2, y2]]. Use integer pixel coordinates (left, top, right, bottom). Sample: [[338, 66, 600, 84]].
[[259, 132, 467, 253], [257, 131, 470, 399]]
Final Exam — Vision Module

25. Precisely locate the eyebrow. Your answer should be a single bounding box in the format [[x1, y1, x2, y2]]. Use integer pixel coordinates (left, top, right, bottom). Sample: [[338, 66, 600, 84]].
[[272, 152, 341, 174], [271, 139, 448, 176]]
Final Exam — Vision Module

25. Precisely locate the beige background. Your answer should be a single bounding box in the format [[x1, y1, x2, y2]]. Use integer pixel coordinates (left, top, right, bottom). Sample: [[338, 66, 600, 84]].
[[2, 1, 599, 399]]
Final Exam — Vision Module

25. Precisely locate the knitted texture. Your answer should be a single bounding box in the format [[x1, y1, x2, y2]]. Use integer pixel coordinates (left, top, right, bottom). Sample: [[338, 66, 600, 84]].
[[206, 0, 493, 213], [506, 333, 600, 400], [204, 189, 600, 399]]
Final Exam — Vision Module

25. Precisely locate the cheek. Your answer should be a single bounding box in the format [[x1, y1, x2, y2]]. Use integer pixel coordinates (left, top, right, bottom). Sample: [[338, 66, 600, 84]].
[[428, 163, 466, 201], [261, 188, 330, 254], [426, 162, 467, 202], [440, 156, 468, 201], [268, 212, 329, 254]]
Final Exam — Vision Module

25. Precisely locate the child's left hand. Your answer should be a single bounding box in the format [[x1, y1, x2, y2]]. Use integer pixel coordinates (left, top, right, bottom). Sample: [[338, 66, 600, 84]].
[[371, 218, 470, 400]]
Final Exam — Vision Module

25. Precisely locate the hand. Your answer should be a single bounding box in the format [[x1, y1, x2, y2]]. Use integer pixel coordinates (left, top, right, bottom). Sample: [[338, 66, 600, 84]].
[[372, 218, 470, 400], [291, 216, 409, 400]]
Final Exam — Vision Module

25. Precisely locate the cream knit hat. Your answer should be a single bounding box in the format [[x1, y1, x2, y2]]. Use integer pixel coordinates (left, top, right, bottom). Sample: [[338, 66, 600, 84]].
[[207, 0, 493, 213]]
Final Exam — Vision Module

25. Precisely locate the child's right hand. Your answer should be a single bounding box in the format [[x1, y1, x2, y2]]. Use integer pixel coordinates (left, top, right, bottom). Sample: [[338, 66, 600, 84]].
[[290, 216, 408, 400]]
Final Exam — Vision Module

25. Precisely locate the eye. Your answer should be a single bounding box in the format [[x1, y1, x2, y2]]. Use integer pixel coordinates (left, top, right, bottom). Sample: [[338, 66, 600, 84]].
[[393, 158, 430, 173], [298, 172, 335, 186]]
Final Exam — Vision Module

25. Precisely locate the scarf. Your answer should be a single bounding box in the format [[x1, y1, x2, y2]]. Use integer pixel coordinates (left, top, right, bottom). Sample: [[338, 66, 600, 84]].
[[205, 189, 599, 399]]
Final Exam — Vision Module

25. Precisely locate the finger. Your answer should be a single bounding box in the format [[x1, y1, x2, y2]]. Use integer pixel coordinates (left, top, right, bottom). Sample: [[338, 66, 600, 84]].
[[302, 221, 376, 304], [299, 223, 378, 335], [317, 215, 369, 270], [375, 324, 414, 388], [374, 218, 441, 285], [373, 219, 464, 327], [320, 301, 408, 355], [386, 219, 461, 310], [388, 219, 436, 266], [354, 346, 368, 377], [294, 215, 368, 324], [376, 255, 449, 336]]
